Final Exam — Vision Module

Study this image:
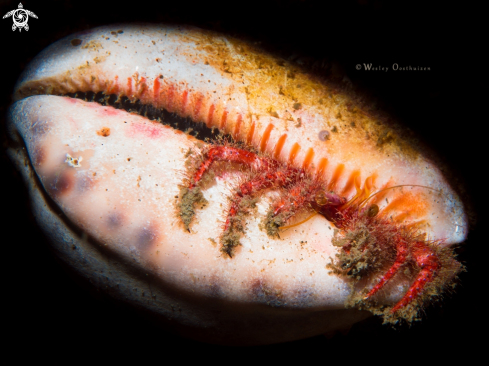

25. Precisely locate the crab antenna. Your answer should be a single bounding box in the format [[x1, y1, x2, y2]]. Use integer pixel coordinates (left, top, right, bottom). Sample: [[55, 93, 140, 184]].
[[358, 184, 440, 207], [338, 175, 375, 211], [279, 212, 317, 231]]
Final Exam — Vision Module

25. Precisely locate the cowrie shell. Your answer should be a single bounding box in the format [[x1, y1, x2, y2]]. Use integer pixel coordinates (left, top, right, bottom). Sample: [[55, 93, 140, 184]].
[[6, 24, 468, 345]]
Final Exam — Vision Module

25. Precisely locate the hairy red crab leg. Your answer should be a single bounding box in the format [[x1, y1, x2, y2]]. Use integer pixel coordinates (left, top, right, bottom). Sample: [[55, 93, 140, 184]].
[[188, 146, 296, 230], [224, 170, 288, 232], [364, 232, 409, 301], [390, 242, 441, 313], [189, 146, 353, 235], [272, 183, 316, 221], [189, 146, 319, 232], [363, 231, 441, 313], [189, 146, 272, 189], [272, 184, 347, 226]]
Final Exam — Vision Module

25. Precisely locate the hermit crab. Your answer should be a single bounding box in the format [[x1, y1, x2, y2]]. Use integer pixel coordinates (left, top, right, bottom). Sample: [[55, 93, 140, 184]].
[[6, 24, 468, 344]]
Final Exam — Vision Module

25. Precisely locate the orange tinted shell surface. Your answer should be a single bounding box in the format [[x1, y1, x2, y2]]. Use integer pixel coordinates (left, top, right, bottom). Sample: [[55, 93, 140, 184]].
[[6, 24, 468, 345]]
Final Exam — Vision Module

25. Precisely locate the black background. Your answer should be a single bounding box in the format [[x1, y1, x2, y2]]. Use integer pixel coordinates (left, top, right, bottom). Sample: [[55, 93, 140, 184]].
[[0, 0, 484, 362]]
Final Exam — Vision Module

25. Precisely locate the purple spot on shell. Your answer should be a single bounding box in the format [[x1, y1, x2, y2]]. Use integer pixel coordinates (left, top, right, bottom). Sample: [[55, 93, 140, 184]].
[[76, 175, 93, 192], [44, 170, 74, 198], [31, 120, 51, 136], [207, 279, 223, 298], [318, 130, 330, 141], [290, 286, 315, 307], [137, 226, 156, 248], [251, 279, 284, 307], [107, 213, 123, 229], [32, 146, 46, 166]]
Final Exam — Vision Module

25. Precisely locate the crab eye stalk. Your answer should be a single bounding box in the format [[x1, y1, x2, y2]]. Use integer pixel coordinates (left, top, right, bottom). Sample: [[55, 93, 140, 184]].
[[367, 204, 379, 218], [315, 191, 330, 206]]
